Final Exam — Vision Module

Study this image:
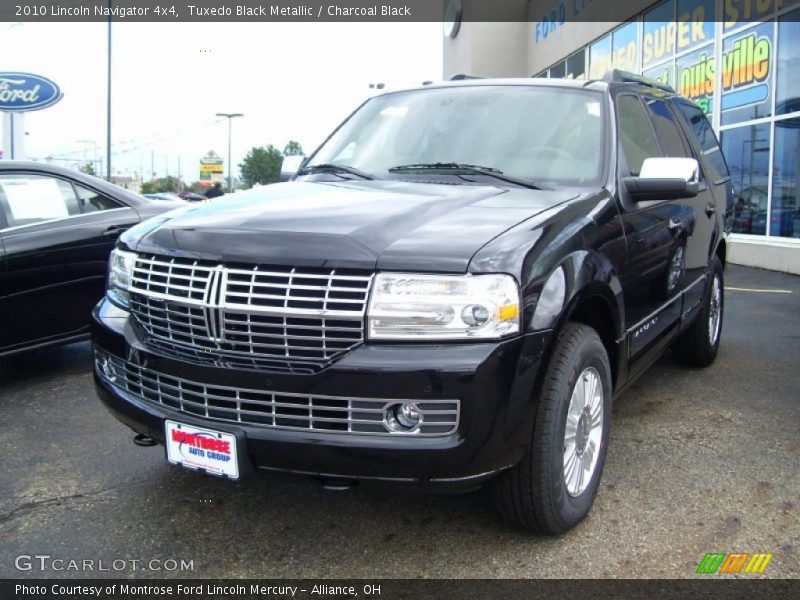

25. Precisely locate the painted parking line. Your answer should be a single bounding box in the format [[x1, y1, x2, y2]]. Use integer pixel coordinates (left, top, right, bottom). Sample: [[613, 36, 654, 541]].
[[725, 287, 793, 294]]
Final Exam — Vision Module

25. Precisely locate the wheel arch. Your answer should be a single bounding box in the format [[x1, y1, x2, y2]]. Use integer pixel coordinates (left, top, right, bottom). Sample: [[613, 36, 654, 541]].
[[528, 251, 625, 391], [563, 291, 621, 390], [715, 237, 727, 267]]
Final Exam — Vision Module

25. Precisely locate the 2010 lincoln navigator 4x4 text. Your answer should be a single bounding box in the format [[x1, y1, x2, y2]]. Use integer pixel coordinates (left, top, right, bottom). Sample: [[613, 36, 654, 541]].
[[93, 72, 733, 534]]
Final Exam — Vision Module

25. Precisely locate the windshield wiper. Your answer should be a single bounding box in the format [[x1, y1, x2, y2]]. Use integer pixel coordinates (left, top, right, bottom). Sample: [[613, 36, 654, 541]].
[[298, 163, 375, 180], [388, 163, 545, 190]]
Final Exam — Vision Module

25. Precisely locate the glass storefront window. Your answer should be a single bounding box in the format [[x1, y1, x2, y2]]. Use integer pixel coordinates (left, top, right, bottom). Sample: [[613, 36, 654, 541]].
[[721, 21, 774, 125], [676, 0, 715, 53], [550, 61, 566, 78], [772, 118, 800, 238], [722, 124, 771, 235], [676, 43, 715, 115], [723, 0, 775, 34], [776, 11, 800, 115], [534, 0, 800, 240], [643, 61, 674, 88], [613, 21, 640, 72], [589, 34, 613, 79], [566, 49, 586, 80], [643, 0, 677, 69]]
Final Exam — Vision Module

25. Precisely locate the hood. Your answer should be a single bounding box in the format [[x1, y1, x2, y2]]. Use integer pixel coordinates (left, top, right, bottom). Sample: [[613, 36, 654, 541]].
[[125, 181, 578, 272], [135, 198, 186, 221]]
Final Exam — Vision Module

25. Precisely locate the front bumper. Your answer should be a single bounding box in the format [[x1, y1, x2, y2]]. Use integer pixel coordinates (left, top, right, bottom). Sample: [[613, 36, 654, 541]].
[[92, 297, 552, 490]]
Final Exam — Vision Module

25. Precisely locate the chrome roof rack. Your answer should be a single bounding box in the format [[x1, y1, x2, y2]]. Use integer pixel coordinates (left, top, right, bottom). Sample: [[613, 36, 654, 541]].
[[450, 74, 484, 80], [603, 69, 676, 94]]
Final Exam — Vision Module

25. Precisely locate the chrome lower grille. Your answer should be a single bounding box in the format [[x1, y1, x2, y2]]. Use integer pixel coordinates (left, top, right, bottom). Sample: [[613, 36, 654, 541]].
[[96, 352, 460, 436], [128, 254, 372, 372]]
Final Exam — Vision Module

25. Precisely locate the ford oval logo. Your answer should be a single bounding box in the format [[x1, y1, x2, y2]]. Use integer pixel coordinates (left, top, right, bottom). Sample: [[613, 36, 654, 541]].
[[0, 72, 63, 112]]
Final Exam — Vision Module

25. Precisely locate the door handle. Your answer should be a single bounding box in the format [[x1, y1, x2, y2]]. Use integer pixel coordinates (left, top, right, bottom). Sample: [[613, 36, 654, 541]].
[[103, 226, 129, 237], [705, 203, 716, 217]]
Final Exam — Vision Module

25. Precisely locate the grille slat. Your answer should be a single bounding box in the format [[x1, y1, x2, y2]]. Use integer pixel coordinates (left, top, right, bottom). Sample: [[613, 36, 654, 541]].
[[128, 254, 372, 373], [99, 353, 459, 436], [225, 291, 366, 304]]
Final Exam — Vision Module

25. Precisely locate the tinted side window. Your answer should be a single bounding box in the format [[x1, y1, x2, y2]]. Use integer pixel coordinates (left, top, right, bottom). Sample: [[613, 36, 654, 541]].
[[644, 99, 691, 158], [0, 175, 80, 228], [617, 95, 660, 176], [75, 184, 122, 213], [676, 101, 729, 182]]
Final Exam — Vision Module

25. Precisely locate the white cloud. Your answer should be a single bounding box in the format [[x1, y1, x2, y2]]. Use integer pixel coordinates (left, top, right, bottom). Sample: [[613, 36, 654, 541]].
[[2, 21, 443, 181]]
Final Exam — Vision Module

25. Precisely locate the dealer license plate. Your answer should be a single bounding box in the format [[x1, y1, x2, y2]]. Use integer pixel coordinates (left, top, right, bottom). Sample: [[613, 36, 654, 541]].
[[165, 420, 239, 479]]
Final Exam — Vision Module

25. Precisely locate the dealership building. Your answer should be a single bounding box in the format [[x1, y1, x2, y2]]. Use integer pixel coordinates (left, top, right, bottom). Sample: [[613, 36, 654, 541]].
[[443, 0, 800, 274]]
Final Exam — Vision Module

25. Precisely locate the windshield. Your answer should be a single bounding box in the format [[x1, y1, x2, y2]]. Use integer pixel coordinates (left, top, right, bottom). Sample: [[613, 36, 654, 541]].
[[306, 85, 607, 187]]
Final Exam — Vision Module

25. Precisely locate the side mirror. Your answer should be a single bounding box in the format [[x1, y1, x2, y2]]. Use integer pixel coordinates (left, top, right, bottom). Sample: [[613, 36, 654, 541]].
[[280, 155, 306, 182], [622, 157, 700, 204]]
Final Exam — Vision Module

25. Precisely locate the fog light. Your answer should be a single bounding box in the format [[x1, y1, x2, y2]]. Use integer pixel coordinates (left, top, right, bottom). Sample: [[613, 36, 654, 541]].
[[384, 402, 422, 432]]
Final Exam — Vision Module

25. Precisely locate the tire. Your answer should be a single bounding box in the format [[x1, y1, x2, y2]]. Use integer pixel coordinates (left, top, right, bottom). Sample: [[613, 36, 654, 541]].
[[672, 256, 724, 367], [492, 322, 612, 535]]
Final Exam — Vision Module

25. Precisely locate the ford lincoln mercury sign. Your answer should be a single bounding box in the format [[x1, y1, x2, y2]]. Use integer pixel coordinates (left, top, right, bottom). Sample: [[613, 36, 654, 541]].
[[0, 72, 63, 112]]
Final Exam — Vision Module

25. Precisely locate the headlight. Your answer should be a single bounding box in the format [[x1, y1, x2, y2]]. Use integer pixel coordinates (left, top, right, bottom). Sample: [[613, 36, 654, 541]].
[[107, 248, 137, 308], [367, 273, 520, 340]]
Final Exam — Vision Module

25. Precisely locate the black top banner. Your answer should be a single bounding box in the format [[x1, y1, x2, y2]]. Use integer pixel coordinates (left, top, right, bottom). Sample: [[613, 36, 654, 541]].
[[3, 0, 800, 23], [9, 0, 461, 22]]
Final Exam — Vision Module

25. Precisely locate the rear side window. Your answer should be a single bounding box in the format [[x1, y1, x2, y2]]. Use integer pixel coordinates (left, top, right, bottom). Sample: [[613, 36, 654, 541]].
[[675, 101, 729, 183], [617, 95, 660, 176], [644, 99, 692, 158], [75, 184, 122, 213]]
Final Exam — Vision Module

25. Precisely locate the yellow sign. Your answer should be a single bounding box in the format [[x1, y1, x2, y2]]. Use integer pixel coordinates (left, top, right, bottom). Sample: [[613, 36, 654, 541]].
[[199, 150, 224, 188]]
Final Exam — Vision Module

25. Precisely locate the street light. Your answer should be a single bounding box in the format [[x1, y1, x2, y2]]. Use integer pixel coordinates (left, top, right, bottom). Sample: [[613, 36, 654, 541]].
[[216, 112, 243, 192], [106, 8, 112, 181]]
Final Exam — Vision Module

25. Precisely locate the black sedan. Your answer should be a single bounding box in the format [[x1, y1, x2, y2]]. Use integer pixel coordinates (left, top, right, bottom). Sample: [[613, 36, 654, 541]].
[[0, 162, 184, 357]]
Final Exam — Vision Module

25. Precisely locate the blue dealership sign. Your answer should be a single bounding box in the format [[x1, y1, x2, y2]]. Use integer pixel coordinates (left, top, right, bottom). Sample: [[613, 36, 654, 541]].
[[0, 72, 63, 112]]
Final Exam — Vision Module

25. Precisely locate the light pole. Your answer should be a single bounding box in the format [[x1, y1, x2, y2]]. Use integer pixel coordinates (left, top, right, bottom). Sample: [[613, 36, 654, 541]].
[[216, 112, 243, 192], [106, 7, 112, 181]]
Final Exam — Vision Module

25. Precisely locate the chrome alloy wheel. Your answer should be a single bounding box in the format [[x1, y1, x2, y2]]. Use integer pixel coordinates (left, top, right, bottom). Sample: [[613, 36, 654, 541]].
[[563, 367, 604, 497], [708, 274, 722, 346]]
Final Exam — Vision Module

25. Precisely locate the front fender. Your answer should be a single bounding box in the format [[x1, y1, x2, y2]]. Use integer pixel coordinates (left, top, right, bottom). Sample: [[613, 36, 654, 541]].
[[535, 250, 625, 343]]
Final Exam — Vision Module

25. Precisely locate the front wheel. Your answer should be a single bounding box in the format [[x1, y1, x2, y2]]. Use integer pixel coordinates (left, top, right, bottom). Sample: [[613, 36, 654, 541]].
[[672, 256, 724, 367], [492, 323, 612, 534]]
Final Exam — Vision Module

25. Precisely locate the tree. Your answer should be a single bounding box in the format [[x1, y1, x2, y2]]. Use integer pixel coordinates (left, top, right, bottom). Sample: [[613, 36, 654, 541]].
[[140, 176, 181, 194], [239, 144, 283, 187], [185, 180, 206, 194], [78, 162, 96, 176], [282, 140, 304, 157]]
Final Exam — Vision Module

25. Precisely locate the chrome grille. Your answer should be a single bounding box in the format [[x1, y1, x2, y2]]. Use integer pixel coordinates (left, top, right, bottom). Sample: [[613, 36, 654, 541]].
[[97, 352, 460, 436], [130, 254, 215, 304], [128, 254, 372, 372]]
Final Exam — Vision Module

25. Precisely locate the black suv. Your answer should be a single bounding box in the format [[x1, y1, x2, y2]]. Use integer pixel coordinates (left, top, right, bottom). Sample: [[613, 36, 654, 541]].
[[92, 72, 733, 535]]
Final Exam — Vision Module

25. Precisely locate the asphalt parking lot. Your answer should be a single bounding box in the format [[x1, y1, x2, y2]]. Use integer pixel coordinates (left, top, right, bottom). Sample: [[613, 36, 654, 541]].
[[0, 264, 798, 579]]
